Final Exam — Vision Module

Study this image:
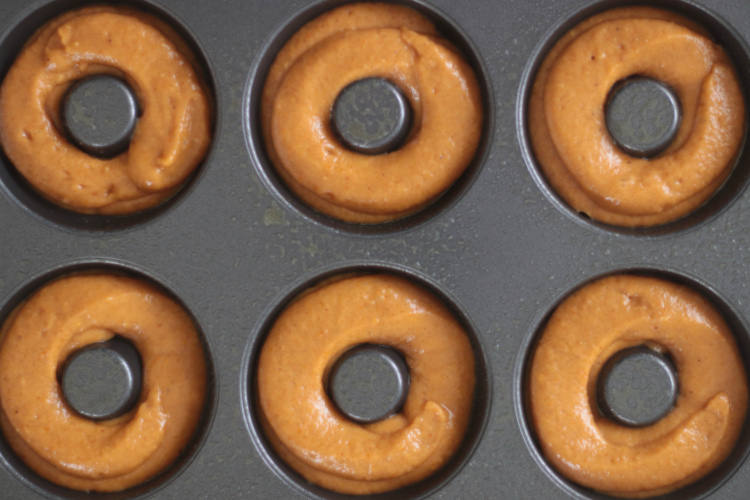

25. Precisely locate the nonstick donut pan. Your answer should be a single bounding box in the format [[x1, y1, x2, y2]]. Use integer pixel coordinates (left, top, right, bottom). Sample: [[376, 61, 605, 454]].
[[2, 0, 750, 498]]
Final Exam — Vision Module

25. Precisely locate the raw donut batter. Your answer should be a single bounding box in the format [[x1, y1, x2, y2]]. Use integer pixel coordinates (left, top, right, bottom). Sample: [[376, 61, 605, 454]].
[[530, 274, 748, 497], [262, 3, 483, 223], [0, 273, 207, 492], [257, 274, 476, 494], [0, 6, 212, 214], [529, 7, 745, 227]]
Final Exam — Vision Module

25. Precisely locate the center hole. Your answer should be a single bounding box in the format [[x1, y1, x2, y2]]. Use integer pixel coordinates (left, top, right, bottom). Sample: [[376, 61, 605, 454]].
[[61, 74, 140, 159], [331, 77, 413, 155], [60, 336, 143, 421], [596, 345, 679, 427], [605, 76, 681, 159], [327, 344, 410, 424]]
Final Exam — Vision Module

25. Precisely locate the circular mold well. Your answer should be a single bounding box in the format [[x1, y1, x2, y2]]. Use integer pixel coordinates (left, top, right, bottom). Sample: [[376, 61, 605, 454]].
[[244, 0, 494, 235], [241, 262, 491, 499], [517, 0, 750, 237], [514, 267, 750, 499], [0, 260, 217, 499], [0, 0, 218, 232]]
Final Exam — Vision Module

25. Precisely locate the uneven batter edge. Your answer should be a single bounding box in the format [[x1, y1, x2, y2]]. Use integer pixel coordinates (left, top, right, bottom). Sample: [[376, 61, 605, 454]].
[[0, 6, 212, 215], [261, 2, 483, 223], [257, 274, 476, 494], [0, 273, 207, 492], [528, 7, 745, 227], [529, 274, 748, 497]]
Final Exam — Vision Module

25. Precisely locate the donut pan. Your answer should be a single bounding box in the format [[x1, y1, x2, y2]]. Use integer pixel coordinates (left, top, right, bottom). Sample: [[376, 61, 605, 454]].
[[1, 0, 750, 499]]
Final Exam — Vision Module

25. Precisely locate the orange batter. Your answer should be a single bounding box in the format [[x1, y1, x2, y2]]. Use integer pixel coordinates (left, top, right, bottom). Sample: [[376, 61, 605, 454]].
[[529, 7, 745, 227], [530, 275, 748, 497], [261, 3, 483, 223], [0, 273, 207, 492], [0, 6, 212, 215], [257, 274, 476, 494]]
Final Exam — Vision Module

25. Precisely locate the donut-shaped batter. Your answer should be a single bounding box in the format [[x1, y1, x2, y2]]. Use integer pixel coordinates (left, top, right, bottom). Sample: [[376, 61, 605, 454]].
[[529, 7, 745, 227], [261, 3, 483, 223], [0, 6, 212, 215], [530, 274, 748, 497], [0, 273, 207, 492], [257, 274, 476, 494]]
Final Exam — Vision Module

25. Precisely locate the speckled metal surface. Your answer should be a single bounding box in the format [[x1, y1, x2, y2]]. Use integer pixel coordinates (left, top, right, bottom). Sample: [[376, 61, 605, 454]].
[[1, 0, 750, 499]]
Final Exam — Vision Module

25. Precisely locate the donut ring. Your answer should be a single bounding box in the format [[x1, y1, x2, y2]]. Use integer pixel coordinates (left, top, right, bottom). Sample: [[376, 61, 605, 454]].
[[0, 273, 207, 492], [0, 6, 212, 215], [529, 274, 748, 497], [529, 7, 745, 227], [257, 274, 476, 494], [261, 3, 483, 223]]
